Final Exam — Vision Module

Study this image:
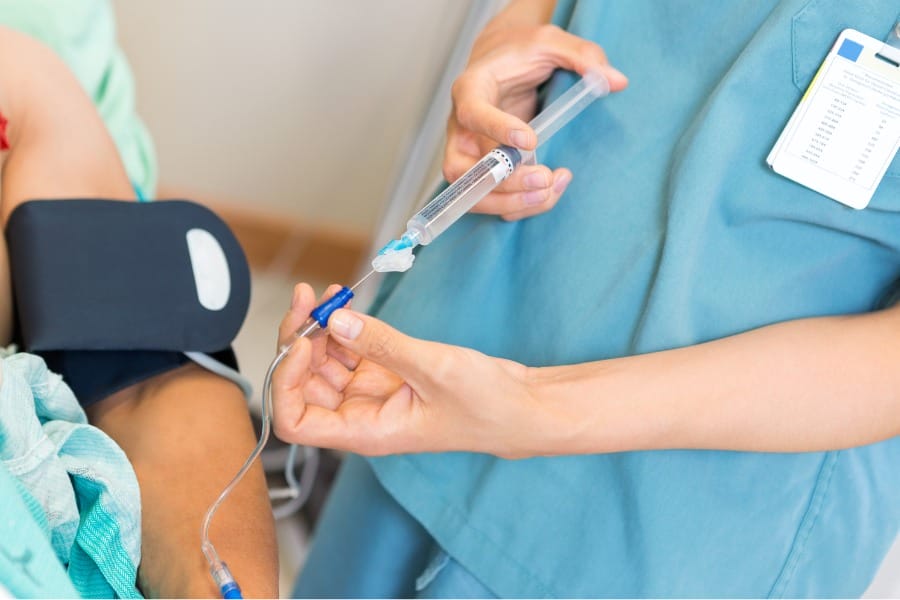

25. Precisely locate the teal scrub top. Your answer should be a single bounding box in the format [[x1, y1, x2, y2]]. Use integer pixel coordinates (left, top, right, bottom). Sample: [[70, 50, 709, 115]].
[[368, 0, 900, 597]]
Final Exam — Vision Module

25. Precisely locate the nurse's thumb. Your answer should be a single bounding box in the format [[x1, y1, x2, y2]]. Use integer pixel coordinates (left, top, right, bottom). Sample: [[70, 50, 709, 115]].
[[327, 309, 428, 382]]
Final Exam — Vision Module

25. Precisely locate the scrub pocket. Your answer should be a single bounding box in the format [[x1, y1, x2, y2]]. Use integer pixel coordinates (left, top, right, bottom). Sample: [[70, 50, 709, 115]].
[[790, 0, 900, 207]]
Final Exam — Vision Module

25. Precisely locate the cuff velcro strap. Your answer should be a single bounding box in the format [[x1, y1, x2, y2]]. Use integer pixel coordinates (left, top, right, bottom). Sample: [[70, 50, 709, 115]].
[[40, 348, 240, 407]]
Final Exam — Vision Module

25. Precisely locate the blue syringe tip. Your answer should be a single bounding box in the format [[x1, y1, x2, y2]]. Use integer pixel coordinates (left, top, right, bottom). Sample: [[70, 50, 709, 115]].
[[378, 232, 416, 255]]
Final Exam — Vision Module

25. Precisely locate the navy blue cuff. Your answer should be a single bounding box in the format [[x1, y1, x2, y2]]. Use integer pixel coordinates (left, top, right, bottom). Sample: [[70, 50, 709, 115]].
[[38, 348, 238, 407]]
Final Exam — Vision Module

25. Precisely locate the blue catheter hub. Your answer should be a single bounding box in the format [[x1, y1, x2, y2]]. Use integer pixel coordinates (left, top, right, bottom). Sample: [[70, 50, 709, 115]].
[[309, 286, 355, 327]]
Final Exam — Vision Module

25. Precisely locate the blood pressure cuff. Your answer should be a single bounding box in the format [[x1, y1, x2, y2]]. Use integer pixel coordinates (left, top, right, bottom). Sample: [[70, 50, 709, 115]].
[[6, 199, 251, 406]]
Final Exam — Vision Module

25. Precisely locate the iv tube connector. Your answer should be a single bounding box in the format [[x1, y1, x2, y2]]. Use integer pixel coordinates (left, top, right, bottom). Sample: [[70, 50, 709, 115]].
[[309, 286, 354, 327], [204, 549, 243, 599], [378, 230, 420, 255]]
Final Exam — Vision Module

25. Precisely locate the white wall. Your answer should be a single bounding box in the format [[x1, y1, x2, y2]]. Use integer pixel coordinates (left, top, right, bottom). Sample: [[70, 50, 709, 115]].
[[112, 0, 473, 234]]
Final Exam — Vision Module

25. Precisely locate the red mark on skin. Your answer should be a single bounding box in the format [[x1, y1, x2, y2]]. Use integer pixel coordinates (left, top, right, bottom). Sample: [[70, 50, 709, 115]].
[[0, 111, 8, 150]]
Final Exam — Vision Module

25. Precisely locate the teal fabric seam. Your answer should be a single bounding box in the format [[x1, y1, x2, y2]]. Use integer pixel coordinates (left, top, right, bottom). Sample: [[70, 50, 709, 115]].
[[71, 477, 140, 598], [3, 436, 54, 475], [767, 451, 840, 598], [383, 455, 555, 598], [132, 182, 147, 202], [0, 463, 80, 597], [11, 474, 51, 537], [791, 0, 817, 90], [0, 353, 142, 598]]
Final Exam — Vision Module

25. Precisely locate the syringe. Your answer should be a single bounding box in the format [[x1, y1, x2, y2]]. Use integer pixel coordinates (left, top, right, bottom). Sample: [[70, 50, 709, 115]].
[[379, 69, 610, 255], [201, 70, 609, 598]]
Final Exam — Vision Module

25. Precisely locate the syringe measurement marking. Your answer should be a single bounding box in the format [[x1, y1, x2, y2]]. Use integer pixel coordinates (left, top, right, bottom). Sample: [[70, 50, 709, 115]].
[[418, 156, 500, 222]]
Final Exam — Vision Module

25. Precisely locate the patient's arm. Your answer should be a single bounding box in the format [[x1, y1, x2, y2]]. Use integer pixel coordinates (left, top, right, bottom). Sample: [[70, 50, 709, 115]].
[[0, 25, 136, 342], [88, 366, 278, 598], [0, 27, 277, 597]]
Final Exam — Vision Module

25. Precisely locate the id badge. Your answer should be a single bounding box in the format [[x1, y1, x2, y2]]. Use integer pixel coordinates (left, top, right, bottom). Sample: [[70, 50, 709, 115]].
[[767, 28, 900, 209]]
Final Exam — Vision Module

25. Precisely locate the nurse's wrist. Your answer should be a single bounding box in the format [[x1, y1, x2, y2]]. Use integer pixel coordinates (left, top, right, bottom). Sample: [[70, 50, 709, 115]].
[[527, 356, 682, 456], [483, 0, 555, 32], [524, 362, 627, 456]]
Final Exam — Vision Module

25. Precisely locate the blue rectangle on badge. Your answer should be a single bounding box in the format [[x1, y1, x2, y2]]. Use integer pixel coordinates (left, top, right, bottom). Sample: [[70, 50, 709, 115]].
[[837, 39, 863, 61]]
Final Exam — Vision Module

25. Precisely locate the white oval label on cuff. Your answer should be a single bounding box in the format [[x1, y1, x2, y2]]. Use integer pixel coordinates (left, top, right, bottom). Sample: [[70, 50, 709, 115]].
[[186, 228, 231, 311]]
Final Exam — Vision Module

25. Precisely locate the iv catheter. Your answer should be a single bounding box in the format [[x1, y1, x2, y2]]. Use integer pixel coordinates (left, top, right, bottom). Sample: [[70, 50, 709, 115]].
[[201, 70, 609, 598]]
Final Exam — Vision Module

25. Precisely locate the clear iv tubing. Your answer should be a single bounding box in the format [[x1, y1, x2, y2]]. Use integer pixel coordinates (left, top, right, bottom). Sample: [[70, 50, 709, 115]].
[[200, 274, 373, 599], [199, 355, 282, 599], [201, 70, 608, 598], [381, 69, 610, 254]]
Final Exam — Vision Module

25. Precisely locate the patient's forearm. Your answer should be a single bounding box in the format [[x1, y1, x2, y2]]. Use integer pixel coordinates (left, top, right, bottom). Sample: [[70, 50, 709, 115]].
[[87, 365, 278, 598]]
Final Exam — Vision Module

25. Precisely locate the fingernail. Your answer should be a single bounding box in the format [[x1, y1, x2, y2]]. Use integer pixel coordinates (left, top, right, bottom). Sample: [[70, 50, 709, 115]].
[[330, 311, 363, 340], [509, 129, 529, 148], [523, 190, 546, 206], [606, 65, 627, 83], [524, 171, 549, 189], [553, 172, 571, 193], [291, 286, 303, 310]]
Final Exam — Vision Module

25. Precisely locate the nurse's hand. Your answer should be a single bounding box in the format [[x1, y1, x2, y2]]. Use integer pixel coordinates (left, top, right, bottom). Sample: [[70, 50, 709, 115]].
[[445, 3, 628, 222], [272, 283, 550, 459]]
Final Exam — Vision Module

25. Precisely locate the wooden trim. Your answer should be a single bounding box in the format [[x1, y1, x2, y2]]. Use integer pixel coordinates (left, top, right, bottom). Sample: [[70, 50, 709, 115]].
[[158, 190, 370, 283]]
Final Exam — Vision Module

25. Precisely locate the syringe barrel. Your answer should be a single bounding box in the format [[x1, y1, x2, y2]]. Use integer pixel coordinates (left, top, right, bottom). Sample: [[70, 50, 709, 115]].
[[530, 70, 609, 147], [405, 71, 609, 247], [407, 145, 522, 245]]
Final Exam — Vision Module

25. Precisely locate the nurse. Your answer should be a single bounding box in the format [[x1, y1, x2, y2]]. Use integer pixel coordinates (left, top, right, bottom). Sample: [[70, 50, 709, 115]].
[[275, 0, 900, 596]]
